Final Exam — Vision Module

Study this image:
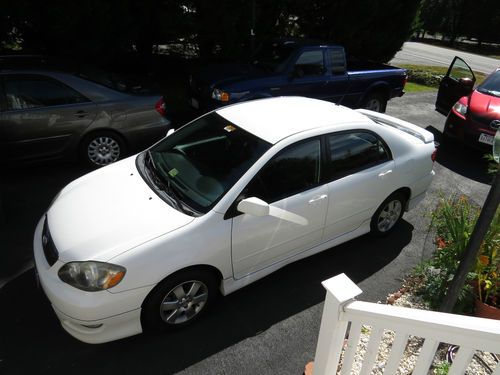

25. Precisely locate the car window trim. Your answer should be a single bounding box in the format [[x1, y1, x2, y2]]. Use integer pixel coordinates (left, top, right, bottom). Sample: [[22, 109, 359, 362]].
[[324, 129, 393, 183]]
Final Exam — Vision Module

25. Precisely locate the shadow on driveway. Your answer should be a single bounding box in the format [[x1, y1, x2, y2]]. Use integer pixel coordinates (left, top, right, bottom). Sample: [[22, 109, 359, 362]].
[[0, 219, 412, 375]]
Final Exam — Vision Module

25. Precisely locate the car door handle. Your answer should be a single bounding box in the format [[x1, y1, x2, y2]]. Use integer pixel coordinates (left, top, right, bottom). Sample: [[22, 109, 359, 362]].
[[74, 110, 89, 118], [308, 194, 328, 204], [378, 170, 393, 177]]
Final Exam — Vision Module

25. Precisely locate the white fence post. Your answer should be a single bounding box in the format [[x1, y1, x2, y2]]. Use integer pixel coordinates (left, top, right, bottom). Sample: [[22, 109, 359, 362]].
[[313, 273, 362, 375]]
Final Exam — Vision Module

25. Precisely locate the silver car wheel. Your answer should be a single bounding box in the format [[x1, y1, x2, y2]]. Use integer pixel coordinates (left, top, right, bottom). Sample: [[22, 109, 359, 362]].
[[160, 280, 208, 325], [87, 136, 121, 166], [377, 199, 402, 232], [364, 98, 382, 112]]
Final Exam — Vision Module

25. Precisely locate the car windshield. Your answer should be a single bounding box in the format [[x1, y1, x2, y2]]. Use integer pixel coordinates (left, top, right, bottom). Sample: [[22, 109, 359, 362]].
[[145, 112, 271, 214], [251, 41, 296, 72], [477, 70, 500, 97]]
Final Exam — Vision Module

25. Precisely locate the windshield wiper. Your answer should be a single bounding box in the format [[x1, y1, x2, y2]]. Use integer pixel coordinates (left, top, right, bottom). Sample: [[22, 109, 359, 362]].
[[145, 151, 193, 215]]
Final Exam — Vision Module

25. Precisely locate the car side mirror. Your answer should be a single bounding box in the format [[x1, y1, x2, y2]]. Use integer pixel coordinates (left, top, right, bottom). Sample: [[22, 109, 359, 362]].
[[459, 77, 474, 90], [237, 197, 270, 216], [290, 67, 304, 79]]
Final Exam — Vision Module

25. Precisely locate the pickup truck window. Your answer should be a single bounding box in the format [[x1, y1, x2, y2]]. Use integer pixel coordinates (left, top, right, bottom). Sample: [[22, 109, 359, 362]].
[[328, 49, 346, 74], [294, 50, 325, 77]]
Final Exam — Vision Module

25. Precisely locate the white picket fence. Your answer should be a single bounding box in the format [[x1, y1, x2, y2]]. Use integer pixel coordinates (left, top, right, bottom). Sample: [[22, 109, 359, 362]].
[[311, 273, 500, 375]]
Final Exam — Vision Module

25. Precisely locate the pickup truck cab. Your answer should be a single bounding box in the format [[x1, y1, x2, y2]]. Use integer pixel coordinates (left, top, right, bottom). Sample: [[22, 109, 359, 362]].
[[188, 39, 407, 113]]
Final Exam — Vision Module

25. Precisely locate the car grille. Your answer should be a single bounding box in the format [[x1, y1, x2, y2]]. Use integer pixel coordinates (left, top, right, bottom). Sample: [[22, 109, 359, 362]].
[[42, 216, 59, 266]]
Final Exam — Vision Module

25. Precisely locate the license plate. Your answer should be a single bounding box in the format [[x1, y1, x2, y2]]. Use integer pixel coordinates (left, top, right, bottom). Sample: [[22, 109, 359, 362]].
[[478, 133, 494, 145], [190, 98, 199, 109]]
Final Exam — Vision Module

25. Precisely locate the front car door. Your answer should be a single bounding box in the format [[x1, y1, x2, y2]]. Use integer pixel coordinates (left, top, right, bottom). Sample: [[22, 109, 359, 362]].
[[322, 131, 395, 240], [0, 74, 97, 162], [230, 138, 328, 279], [435, 57, 475, 115]]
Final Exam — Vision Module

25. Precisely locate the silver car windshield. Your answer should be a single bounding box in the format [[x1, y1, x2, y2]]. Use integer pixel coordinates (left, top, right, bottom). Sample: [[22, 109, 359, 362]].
[[146, 112, 271, 214]]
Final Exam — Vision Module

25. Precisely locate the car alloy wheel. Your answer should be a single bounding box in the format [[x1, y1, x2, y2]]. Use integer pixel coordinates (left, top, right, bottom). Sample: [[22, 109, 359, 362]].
[[159, 280, 209, 325], [370, 192, 406, 235], [87, 136, 121, 166]]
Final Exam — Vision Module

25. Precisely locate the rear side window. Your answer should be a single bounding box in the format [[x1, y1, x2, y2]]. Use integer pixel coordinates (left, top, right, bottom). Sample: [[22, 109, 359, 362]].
[[3, 75, 89, 111], [328, 48, 346, 74], [327, 131, 390, 180]]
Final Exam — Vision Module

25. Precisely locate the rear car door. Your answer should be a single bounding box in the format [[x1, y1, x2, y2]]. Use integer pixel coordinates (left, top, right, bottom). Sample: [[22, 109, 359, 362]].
[[0, 74, 97, 162], [322, 130, 395, 240], [230, 138, 328, 279], [436, 57, 475, 115]]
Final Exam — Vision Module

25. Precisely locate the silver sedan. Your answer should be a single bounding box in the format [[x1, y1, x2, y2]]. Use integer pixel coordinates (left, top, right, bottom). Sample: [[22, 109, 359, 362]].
[[0, 66, 170, 167]]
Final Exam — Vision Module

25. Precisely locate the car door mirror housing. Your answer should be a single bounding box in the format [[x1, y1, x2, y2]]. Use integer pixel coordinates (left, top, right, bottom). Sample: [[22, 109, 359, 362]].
[[237, 197, 270, 216], [459, 77, 474, 90]]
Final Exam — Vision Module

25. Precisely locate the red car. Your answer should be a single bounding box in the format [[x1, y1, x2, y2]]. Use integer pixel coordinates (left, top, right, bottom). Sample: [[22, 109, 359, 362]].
[[436, 57, 500, 151]]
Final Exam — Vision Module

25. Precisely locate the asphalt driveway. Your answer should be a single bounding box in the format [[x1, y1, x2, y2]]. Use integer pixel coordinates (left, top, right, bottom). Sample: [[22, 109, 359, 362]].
[[0, 91, 492, 375]]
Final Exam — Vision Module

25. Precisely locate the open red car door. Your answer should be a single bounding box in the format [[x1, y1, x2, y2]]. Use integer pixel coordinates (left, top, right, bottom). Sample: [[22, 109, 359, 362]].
[[436, 56, 475, 115]]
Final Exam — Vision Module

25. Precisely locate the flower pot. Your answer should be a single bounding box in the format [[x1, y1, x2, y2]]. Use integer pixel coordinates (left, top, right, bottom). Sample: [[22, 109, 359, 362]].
[[474, 299, 500, 320]]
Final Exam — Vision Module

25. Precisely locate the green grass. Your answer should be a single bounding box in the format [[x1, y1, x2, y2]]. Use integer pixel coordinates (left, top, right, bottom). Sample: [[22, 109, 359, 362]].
[[405, 82, 436, 92]]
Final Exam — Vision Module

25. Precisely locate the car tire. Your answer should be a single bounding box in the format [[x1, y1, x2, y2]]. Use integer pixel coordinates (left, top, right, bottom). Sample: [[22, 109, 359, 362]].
[[141, 269, 218, 332], [362, 93, 387, 113], [81, 131, 126, 168], [370, 192, 406, 236]]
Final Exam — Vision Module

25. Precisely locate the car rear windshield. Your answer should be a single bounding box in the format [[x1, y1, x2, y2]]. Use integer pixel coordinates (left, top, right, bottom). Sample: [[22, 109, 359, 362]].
[[477, 70, 500, 97], [147, 112, 272, 213]]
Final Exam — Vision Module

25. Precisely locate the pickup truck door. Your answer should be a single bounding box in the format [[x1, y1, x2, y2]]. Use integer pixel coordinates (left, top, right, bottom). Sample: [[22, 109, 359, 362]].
[[435, 57, 475, 115], [279, 49, 342, 102]]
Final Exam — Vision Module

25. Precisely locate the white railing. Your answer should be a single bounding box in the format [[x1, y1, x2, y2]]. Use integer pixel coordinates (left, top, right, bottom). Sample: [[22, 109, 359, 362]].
[[311, 273, 500, 375]]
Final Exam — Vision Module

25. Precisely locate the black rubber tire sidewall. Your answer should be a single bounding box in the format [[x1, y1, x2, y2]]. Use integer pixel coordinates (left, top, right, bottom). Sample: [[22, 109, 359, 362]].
[[141, 269, 218, 332], [370, 192, 406, 236]]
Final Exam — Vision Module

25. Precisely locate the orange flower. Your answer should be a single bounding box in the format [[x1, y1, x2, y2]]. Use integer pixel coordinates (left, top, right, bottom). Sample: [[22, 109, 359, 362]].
[[478, 255, 490, 266], [436, 237, 447, 249]]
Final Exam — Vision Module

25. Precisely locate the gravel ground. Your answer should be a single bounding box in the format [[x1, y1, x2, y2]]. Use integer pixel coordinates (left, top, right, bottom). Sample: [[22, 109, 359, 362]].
[[340, 280, 500, 375]]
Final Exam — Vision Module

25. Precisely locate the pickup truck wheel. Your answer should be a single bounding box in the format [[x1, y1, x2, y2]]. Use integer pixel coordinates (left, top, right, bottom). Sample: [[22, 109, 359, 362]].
[[362, 93, 387, 113]]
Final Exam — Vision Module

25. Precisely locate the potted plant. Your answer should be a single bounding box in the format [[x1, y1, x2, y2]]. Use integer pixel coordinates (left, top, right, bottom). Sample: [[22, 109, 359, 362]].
[[473, 208, 500, 319]]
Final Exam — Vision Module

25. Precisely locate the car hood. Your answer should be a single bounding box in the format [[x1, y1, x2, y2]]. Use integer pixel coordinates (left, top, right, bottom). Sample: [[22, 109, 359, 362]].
[[469, 90, 500, 118], [47, 156, 194, 263]]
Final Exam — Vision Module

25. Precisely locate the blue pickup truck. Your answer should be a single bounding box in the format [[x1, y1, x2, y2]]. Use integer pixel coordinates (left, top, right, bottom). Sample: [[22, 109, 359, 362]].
[[188, 39, 407, 113]]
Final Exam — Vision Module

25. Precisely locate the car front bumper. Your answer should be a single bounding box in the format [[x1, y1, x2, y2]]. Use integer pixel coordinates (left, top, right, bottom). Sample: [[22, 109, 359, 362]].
[[33, 217, 154, 344], [444, 112, 495, 151]]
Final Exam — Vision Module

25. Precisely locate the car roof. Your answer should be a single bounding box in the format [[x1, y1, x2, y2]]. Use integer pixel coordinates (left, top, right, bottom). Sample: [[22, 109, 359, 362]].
[[216, 97, 369, 144]]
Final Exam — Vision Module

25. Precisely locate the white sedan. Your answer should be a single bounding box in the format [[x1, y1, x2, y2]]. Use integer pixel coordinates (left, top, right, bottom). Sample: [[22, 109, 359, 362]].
[[34, 97, 436, 343]]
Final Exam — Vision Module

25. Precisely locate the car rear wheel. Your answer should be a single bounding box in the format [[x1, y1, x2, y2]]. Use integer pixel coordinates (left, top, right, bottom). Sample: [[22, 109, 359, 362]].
[[370, 192, 406, 235], [362, 93, 387, 113], [141, 269, 218, 332], [81, 131, 126, 167]]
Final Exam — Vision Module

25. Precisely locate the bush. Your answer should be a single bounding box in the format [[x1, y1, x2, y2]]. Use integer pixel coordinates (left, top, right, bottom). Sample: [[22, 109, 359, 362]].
[[405, 68, 444, 88]]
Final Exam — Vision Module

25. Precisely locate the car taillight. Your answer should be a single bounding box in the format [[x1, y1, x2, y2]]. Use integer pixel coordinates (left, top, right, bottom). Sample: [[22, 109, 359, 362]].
[[402, 74, 408, 88], [431, 148, 437, 162], [155, 97, 167, 117]]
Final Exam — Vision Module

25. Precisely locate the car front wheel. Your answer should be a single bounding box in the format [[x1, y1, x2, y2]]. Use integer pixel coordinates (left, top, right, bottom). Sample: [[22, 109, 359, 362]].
[[141, 269, 217, 332], [370, 192, 406, 235]]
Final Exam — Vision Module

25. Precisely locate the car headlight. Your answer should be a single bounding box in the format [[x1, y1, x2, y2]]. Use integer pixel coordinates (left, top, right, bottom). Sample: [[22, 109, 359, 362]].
[[452, 101, 468, 116], [211, 88, 230, 102], [58, 261, 126, 291]]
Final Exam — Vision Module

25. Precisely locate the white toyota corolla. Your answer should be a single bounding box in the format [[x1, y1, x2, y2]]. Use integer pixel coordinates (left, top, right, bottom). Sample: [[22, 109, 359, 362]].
[[34, 97, 436, 343]]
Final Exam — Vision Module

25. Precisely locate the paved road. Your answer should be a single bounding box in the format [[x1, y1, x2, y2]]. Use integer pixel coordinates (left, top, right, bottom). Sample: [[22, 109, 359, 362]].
[[0, 93, 492, 375], [390, 41, 499, 73]]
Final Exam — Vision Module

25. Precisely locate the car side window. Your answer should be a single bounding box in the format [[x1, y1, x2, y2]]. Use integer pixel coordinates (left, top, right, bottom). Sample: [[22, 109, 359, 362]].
[[327, 131, 390, 180], [3, 75, 89, 111], [246, 139, 321, 203], [328, 48, 346, 74], [294, 50, 325, 77]]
